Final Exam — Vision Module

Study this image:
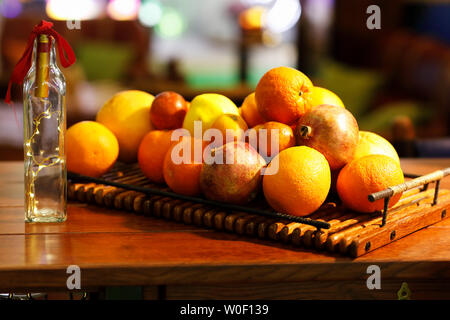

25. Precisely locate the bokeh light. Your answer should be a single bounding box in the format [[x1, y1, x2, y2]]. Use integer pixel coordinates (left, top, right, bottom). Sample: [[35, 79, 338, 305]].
[[304, 0, 334, 26], [155, 7, 185, 38], [240, 0, 273, 6], [238, 6, 266, 31], [266, 0, 301, 33], [46, 0, 105, 20], [138, 0, 162, 27], [107, 0, 140, 21], [0, 0, 22, 18]]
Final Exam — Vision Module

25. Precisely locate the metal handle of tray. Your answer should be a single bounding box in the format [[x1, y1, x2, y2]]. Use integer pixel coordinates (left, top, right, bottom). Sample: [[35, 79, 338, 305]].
[[368, 167, 450, 227]]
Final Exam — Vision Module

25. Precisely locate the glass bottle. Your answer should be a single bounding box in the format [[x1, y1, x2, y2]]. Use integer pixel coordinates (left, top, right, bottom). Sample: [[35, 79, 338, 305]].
[[23, 34, 67, 222]]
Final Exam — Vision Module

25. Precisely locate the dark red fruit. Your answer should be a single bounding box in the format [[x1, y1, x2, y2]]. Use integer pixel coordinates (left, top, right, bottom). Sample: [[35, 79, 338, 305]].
[[294, 104, 359, 170], [150, 91, 188, 130], [200, 141, 266, 204]]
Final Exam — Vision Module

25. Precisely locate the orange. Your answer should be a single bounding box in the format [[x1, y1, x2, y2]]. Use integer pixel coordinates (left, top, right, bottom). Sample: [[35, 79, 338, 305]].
[[251, 121, 295, 157], [240, 92, 265, 128], [163, 136, 207, 196], [255, 66, 314, 125], [66, 121, 119, 178], [138, 130, 175, 183], [210, 113, 248, 146], [263, 146, 331, 216], [354, 131, 400, 165], [309, 86, 345, 109], [337, 155, 404, 213]]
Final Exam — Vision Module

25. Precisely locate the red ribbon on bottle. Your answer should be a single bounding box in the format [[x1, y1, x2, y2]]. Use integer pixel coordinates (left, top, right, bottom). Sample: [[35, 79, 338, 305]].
[[4, 20, 76, 104]]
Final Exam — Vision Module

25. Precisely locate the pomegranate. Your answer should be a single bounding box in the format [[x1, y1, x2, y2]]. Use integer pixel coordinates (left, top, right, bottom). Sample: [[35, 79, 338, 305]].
[[294, 104, 359, 170], [200, 141, 266, 204]]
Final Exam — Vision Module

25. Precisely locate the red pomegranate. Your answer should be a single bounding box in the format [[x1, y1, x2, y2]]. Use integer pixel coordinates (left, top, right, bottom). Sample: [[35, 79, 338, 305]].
[[200, 141, 266, 204], [294, 104, 359, 170]]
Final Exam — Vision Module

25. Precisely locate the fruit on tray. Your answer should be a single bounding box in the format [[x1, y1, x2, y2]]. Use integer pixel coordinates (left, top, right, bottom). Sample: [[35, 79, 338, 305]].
[[182, 93, 239, 136], [96, 90, 154, 163], [240, 92, 265, 128], [309, 86, 345, 109], [251, 121, 295, 157], [200, 141, 266, 204], [210, 113, 248, 146], [255, 66, 314, 125], [70, 65, 405, 217], [294, 104, 359, 170], [354, 131, 400, 165], [163, 136, 207, 196], [337, 155, 404, 213], [138, 130, 174, 183], [66, 121, 119, 178], [263, 146, 331, 217], [150, 91, 189, 130]]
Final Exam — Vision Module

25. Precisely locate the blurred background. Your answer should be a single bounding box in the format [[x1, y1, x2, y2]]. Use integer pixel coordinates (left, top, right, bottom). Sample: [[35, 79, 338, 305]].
[[0, 0, 449, 160]]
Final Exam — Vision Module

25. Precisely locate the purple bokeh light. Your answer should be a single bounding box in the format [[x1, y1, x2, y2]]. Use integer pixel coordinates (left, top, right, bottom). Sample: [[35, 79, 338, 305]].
[[0, 0, 23, 18]]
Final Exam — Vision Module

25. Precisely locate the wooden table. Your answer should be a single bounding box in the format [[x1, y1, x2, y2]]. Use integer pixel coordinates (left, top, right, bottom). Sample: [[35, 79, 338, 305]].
[[0, 159, 450, 300]]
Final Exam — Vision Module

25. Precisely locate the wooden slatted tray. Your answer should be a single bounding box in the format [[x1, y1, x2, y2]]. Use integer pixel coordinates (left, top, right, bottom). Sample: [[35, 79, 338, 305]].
[[68, 163, 450, 258]]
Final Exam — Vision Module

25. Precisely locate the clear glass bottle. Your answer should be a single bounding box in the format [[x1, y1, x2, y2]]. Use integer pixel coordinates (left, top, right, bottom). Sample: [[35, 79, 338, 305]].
[[23, 34, 67, 222]]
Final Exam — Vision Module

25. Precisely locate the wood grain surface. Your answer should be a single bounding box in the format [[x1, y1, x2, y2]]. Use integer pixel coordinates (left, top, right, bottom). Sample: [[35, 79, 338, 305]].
[[0, 159, 449, 298], [67, 177, 450, 258]]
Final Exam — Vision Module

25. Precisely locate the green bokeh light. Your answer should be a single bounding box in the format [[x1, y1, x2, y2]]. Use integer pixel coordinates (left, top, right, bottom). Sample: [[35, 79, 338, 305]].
[[138, 0, 162, 27], [155, 7, 185, 38]]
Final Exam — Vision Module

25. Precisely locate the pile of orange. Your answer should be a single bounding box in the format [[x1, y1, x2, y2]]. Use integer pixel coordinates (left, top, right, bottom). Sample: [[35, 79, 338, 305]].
[[252, 67, 403, 216], [66, 67, 405, 218]]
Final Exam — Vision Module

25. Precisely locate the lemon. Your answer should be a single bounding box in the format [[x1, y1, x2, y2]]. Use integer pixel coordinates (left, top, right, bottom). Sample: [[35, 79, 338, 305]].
[[310, 86, 345, 109], [96, 90, 154, 163], [182, 93, 239, 136], [354, 131, 400, 165]]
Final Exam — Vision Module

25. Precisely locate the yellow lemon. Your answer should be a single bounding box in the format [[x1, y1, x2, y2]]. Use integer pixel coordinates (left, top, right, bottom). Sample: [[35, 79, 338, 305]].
[[96, 90, 154, 163], [310, 86, 345, 109], [182, 93, 239, 136], [354, 131, 400, 165]]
